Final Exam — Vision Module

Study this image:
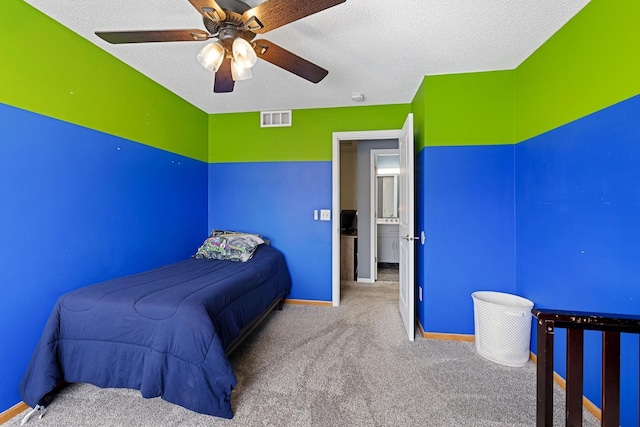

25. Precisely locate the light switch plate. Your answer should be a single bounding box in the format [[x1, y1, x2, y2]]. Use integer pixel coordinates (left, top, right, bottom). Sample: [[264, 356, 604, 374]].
[[320, 209, 331, 221], [313, 210, 318, 220]]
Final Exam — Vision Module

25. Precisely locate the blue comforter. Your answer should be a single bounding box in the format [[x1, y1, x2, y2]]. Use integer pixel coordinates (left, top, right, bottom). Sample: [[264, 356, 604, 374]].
[[19, 244, 290, 418]]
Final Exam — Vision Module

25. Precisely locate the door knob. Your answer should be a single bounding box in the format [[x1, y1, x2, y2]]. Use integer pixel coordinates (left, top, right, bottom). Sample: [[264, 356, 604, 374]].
[[400, 231, 426, 245]]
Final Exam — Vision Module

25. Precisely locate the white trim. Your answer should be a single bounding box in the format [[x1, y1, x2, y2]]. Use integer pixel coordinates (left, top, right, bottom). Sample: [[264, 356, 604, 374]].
[[331, 135, 340, 306], [332, 130, 402, 307], [370, 152, 376, 281]]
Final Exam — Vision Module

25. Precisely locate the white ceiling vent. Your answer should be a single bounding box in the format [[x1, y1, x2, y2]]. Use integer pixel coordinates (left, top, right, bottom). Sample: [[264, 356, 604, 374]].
[[261, 110, 291, 128]]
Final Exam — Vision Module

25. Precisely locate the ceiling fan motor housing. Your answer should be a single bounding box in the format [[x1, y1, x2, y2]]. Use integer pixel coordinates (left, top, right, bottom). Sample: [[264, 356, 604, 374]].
[[215, 0, 251, 14], [203, 11, 256, 46]]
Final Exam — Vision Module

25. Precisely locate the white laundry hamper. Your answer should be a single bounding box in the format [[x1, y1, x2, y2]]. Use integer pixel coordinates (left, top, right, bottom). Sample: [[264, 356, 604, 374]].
[[471, 291, 534, 367]]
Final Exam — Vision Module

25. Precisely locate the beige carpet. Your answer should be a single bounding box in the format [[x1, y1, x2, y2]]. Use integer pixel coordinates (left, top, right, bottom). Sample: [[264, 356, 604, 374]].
[[7, 280, 599, 426]]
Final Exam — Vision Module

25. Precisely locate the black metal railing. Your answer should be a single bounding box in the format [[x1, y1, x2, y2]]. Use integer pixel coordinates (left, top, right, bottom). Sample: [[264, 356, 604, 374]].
[[532, 308, 640, 427]]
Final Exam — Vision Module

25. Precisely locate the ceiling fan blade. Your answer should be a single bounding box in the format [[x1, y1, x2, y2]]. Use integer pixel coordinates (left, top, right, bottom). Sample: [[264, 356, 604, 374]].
[[254, 39, 328, 83], [214, 58, 235, 93], [243, 0, 346, 34], [95, 29, 209, 44], [187, 0, 226, 22]]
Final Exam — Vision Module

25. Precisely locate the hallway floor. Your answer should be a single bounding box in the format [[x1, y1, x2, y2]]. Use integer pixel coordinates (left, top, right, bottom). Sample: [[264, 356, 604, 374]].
[[377, 262, 399, 282]]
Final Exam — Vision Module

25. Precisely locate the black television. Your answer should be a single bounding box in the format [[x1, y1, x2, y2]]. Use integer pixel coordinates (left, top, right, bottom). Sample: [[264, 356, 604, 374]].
[[340, 210, 357, 234]]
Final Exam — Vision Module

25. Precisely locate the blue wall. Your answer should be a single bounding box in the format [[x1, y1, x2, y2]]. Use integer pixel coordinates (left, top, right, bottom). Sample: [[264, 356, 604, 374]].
[[516, 95, 640, 314], [416, 144, 516, 333], [516, 95, 640, 424], [208, 161, 332, 301], [0, 103, 208, 411]]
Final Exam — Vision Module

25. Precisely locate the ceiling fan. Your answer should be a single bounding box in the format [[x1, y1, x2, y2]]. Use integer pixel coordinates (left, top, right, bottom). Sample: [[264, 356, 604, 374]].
[[95, 0, 346, 93]]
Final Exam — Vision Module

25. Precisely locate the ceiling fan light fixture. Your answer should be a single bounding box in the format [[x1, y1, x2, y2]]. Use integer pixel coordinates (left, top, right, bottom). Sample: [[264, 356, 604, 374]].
[[197, 41, 225, 72], [231, 58, 252, 81], [232, 37, 257, 69]]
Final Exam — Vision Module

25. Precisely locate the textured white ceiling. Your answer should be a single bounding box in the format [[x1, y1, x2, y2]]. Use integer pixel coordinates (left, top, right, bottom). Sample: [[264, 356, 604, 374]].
[[24, 0, 590, 114]]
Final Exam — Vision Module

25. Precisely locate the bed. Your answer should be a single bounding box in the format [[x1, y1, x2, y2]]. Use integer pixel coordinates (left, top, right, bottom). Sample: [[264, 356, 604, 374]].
[[18, 232, 291, 420]]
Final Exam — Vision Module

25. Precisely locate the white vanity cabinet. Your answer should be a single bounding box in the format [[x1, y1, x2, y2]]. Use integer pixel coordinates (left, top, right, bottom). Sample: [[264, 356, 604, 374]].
[[377, 223, 399, 263]]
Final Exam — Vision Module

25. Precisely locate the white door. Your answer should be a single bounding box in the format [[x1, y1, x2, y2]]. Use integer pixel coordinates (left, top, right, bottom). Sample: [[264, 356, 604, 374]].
[[398, 114, 415, 341]]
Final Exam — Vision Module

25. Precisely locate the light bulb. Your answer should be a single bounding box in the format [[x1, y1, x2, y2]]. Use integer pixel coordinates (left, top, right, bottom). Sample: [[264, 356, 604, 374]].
[[232, 38, 257, 69], [231, 58, 252, 81], [197, 42, 225, 72]]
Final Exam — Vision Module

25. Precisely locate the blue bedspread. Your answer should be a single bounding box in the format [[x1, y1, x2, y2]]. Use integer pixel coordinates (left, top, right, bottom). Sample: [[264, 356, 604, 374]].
[[19, 244, 290, 418]]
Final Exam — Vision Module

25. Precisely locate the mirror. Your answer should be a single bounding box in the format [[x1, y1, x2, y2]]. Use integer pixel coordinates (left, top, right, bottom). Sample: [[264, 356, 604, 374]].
[[375, 154, 399, 218], [377, 176, 398, 218]]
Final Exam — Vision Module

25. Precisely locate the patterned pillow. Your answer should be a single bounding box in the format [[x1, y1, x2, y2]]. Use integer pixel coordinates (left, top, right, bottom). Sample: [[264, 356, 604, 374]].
[[194, 231, 264, 262]]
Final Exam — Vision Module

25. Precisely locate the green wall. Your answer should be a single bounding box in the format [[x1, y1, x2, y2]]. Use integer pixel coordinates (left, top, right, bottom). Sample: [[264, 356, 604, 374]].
[[410, 79, 427, 153], [515, 0, 640, 141], [413, 71, 515, 149], [208, 104, 411, 162], [0, 0, 208, 161]]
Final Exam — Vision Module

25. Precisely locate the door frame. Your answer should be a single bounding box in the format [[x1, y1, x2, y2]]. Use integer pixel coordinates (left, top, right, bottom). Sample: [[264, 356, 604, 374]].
[[332, 129, 404, 307]]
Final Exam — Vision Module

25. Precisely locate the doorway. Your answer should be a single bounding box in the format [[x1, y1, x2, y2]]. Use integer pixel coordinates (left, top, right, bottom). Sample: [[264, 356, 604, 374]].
[[332, 127, 413, 300], [333, 132, 400, 304], [337, 145, 400, 285], [371, 149, 400, 283], [332, 115, 415, 340]]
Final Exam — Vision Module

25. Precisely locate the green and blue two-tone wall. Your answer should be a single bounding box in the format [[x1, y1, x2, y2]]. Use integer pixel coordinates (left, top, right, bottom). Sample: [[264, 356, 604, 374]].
[[412, 70, 517, 339], [0, 0, 209, 413], [516, 2, 640, 422], [206, 105, 410, 301]]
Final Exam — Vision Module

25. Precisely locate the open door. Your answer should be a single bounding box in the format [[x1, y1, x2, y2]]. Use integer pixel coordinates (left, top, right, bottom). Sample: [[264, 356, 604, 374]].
[[398, 114, 415, 341]]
